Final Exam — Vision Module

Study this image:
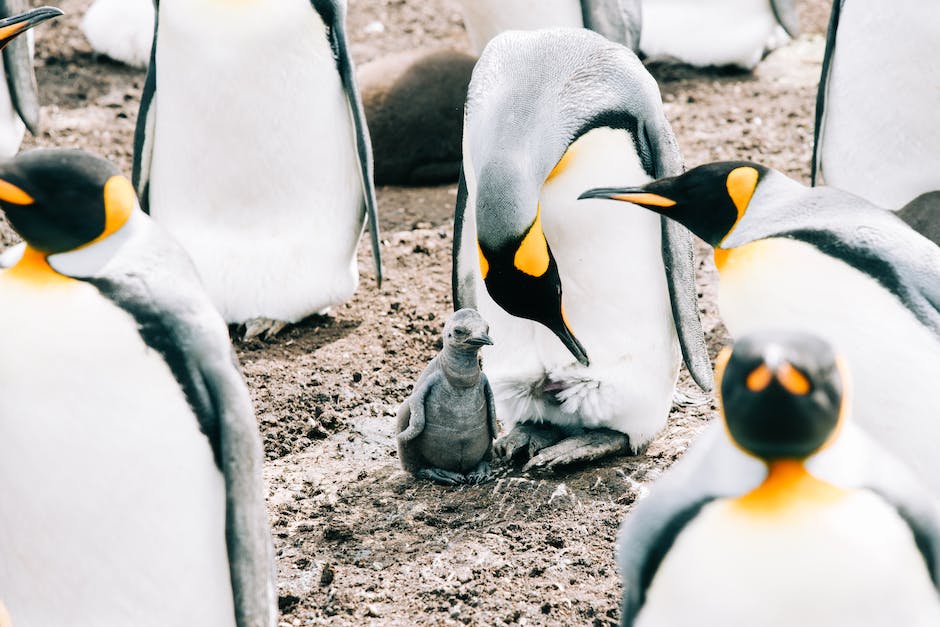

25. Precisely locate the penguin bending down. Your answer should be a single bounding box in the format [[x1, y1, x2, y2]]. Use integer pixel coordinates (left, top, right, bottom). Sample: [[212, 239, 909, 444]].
[[0, 149, 276, 626], [0, 4, 62, 158], [81, 0, 155, 69], [456, 0, 642, 54], [619, 332, 940, 627], [582, 161, 940, 494], [812, 0, 940, 209], [640, 0, 799, 70], [454, 29, 711, 471], [134, 0, 382, 340]]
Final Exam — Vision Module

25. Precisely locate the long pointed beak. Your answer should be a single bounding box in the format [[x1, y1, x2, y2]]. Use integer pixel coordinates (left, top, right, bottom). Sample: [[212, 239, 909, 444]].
[[558, 324, 589, 367], [579, 187, 677, 208], [467, 334, 494, 347], [0, 6, 63, 50]]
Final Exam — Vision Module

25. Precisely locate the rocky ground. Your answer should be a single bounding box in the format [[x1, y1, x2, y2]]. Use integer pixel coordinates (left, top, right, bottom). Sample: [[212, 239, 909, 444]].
[[4, 0, 832, 624]]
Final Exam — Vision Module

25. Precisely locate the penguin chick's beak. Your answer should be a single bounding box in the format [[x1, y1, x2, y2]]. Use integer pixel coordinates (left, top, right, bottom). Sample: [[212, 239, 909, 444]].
[[0, 6, 63, 50], [466, 334, 494, 347], [578, 187, 676, 208]]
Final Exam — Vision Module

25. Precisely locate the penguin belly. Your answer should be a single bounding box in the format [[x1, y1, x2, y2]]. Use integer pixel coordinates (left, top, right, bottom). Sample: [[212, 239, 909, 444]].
[[0, 275, 235, 626], [457, 0, 583, 55], [718, 237, 940, 495], [635, 492, 940, 627], [149, 0, 364, 324], [82, 0, 155, 69], [819, 1, 940, 209], [417, 385, 490, 474], [476, 128, 680, 447], [640, 0, 782, 69]]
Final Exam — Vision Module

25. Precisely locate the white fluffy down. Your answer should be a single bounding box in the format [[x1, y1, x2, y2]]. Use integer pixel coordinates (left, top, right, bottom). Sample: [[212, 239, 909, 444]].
[[81, 0, 155, 69]]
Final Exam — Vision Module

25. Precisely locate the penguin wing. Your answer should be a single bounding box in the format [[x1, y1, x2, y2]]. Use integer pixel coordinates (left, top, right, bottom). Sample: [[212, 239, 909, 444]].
[[311, 0, 382, 284], [770, 0, 801, 38], [897, 191, 940, 249], [132, 0, 159, 211], [0, 0, 40, 134], [83, 230, 277, 627], [641, 117, 713, 392], [580, 0, 642, 52], [811, 0, 843, 186], [452, 166, 475, 310]]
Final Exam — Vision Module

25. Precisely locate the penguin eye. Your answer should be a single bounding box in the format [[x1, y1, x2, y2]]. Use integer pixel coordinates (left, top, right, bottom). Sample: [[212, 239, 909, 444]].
[[454, 327, 469, 338]]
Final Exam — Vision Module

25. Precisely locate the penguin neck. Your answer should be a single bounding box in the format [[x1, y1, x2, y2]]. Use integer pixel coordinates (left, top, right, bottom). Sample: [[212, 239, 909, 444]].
[[2, 246, 73, 287], [734, 458, 845, 514], [440, 345, 483, 388]]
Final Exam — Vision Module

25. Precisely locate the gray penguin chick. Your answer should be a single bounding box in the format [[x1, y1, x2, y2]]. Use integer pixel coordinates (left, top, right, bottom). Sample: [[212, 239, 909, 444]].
[[397, 308, 498, 485]]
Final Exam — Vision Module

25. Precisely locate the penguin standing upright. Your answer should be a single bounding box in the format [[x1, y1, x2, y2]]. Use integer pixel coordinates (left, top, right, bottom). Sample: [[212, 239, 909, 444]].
[[640, 0, 800, 69], [134, 0, 382, 340], [0, 3, 62, 158], [812, 0, 940, 209], [454, 29, 711, 470], [0, 149, 276, 626], [456, 0, 643, 53], [618, 332, 940, 627], [81, 0, 155, 69], [582, 161, 940, 493]]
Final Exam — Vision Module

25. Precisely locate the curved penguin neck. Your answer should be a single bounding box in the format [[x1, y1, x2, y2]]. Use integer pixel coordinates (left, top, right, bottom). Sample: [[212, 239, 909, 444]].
[[440, 345, 483, 388]]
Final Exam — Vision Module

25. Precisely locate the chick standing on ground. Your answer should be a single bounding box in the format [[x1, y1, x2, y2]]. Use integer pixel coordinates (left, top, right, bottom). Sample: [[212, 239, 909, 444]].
[[397, 309, 498, 485]]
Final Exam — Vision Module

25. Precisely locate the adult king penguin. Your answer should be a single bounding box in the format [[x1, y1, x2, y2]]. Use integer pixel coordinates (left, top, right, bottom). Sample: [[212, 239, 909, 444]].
[[582, 161, 940, 494], [454, 29, 711, 470], [0, 4, 62, 158], [456, 0, 643, 54], [82, 0, 155, 69], [134, 0, 382, 340], [640, 0, 800, 69], [0, 149, 276, 626], [618, 332, 940, 627], [812, 0, 940, 209]]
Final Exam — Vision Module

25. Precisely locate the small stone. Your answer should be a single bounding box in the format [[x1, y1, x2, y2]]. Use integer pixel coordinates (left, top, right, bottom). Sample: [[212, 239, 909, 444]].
[[320, 562, 335, 586], [365, 604, 382, 618]]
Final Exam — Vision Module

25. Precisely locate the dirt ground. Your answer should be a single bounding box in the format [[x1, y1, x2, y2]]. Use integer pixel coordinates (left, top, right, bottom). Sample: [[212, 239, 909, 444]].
[[5, 0, 832, 624]]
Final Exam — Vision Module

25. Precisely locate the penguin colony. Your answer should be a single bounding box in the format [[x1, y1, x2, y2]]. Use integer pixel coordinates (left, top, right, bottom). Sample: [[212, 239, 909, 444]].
[[1, 0, 939, 624]]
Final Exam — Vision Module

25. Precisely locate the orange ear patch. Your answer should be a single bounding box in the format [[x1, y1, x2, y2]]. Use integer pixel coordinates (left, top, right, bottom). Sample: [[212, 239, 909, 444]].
[[777, 362, 811, 395], [726, 166, 759, 221], [513, 206, 550, 277], [478, 243, 489, 280], [746, 364, 773, 392]]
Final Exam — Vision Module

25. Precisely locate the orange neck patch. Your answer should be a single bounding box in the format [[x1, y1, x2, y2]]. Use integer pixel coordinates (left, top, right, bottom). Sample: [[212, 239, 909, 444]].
[[2, 246, 72, 286], [734, 459, 845, 515], [81, 175, 135, 249]]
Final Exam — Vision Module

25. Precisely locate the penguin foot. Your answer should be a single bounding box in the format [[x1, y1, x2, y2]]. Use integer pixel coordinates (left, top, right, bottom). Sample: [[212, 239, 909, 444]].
[[416, 467, 468, 485], [495, 422, 567, 463], [522, 428, 631, 472], [465, 460, 493, 485], [672, 388, 711, 408], [242, 318, 288, 341]]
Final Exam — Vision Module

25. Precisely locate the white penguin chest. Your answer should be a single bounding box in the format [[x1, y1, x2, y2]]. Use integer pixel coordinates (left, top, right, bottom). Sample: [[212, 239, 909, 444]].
[[820, 0, 940, 208], [717, 238, 940, 495], [636, 492, 940, 627], [640, 0, 781, 69], [457, 0, 584, 54], [0, 275, 235, 626]]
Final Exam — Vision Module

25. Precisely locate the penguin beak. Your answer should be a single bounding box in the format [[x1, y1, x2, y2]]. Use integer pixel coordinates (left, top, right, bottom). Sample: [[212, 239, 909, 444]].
[[0, 6, 63, 50], [578, 187, 677, 210], [467, 333, 494, 347]]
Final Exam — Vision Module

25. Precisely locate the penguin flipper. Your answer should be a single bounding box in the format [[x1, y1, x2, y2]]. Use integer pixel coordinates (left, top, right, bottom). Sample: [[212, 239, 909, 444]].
[[811, 0, 843, 186], [769, 0, 801, 39], [132, 0, 159, 212], [451, 166, 475, 310], [0, 0, 40, 134], [897, 191, 940, 250], [580, 0, 642, 53], [312, 0, 382, 285]]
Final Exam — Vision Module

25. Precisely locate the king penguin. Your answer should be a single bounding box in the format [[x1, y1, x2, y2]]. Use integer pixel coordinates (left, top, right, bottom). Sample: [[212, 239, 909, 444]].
[[0, 149, 276, 626], [640, 0, 800, 69], [454, 29, 711, 470], [582, 161, 940, 494], [618, 331, 940, 627], [134, 0, 382, 340], [812, 0, 940, 209], [456, 0, 643, 54], [81, 0, 155, 69], [0, 4, 62, 158]]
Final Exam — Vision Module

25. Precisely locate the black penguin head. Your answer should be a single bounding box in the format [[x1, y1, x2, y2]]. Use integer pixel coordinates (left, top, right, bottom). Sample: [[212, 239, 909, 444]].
[[444, 308, 494, 353], [475, 166, 589, 366], [0, 6, 62, 50], [579, 161, 770, 248], [0, 149, 137, 254], [717, 331, 845, 461]]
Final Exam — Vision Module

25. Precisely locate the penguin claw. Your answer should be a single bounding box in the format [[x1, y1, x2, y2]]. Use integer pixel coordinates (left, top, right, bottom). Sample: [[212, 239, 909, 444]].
[[241, 318, 289, 341], [522, 429, 631, 472], [466, 461, 492, 484], [495, 422, 566, 463], [416, 468, 467, 485]]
